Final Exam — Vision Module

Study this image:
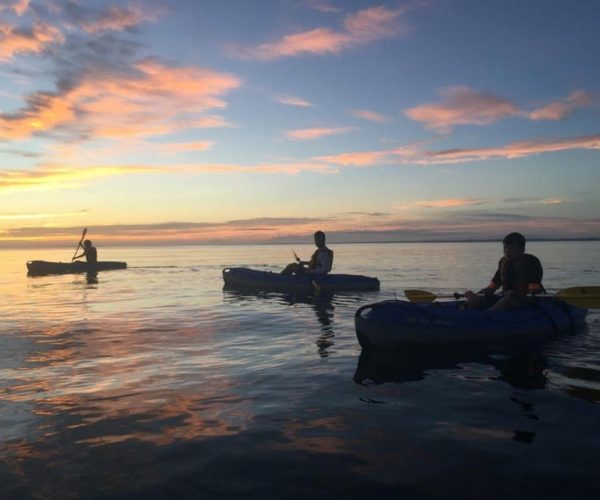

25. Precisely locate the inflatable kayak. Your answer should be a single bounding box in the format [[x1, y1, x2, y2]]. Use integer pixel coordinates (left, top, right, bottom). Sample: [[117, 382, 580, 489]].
[[355, 298, 587, 348], [27, 260, 127, 276], [222, 267, 379, 292]]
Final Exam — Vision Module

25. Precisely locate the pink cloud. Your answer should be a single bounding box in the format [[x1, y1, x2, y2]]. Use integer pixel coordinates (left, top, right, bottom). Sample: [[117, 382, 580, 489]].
[[405, 86, 520, 131], [154, 141, 214, 154], [0, 59, 241, 140], [276, 95, 313, 107], [421, 134, 600, 164], [0, 22, 64, 61], [234, 5, 405, 60], [349, 109, 390, 122], [285, 127, 352, 140], [529, 90, 593, 120], [394, 198, 490, 210], [314, 133, 600, 166]]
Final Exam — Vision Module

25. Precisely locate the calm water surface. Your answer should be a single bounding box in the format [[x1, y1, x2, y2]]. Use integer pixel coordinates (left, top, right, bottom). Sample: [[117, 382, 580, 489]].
[[1, 242, 599, 499]]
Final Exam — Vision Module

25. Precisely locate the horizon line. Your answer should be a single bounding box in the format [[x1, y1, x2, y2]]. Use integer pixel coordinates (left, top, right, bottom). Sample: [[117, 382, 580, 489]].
[[2, 236, 599, 251]]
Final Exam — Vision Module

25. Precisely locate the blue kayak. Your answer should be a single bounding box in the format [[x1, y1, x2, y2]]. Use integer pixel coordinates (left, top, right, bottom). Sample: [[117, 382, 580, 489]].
[[222, 267, 379, 292], [355, 298, 588, 348]]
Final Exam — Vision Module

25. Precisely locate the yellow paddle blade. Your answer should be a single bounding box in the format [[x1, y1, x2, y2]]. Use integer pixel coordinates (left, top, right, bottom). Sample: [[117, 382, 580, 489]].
[[404, 289, 437, 303], [554, 286, 600, 309]]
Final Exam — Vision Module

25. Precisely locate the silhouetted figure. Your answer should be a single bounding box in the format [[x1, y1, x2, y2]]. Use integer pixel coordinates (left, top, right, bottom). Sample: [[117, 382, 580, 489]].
[[281, 231, 333, 276], [465, 232, 544, 311], [73, 239, 98, 264]]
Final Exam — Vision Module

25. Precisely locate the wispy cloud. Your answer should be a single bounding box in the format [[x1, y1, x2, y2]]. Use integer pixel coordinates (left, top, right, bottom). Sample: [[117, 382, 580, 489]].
[[0, 209, 87, 221], [0, 58, 241, 140], [232, 5, 406, 60], [0, 164, 158, 192], [349, 109, 390, 122], [405, 86, 520, 132], [153, 141, 214, 154], [420, 134, 600, 164], [276, 95, 312, 107], [528, 90, 593, 121], [69, 4, 161, 34], [316, 133, 600, 166], [285, 126, 351, 140], [406, 87, 598, 131], [0, 159, 336, 193], [394, 198, 490, 210], [0, 22, 64, 61], [503, 197, 565, 205], [305, 0, 340, 13]]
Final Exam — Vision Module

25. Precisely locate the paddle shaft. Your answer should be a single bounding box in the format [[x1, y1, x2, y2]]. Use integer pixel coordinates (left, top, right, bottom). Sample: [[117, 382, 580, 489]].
[[72, 228, 87, 260], [404, 287, 600, 308]]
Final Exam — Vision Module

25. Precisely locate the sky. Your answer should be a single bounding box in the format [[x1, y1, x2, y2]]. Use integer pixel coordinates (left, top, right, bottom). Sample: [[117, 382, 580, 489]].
[[1, 0, 599, 246]]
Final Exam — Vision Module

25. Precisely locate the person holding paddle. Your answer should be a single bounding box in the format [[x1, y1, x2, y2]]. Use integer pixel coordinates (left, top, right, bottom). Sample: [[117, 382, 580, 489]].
[[281, 231, 333, 276], [73, 239, 98, 264], [465, 232, 544, 311]]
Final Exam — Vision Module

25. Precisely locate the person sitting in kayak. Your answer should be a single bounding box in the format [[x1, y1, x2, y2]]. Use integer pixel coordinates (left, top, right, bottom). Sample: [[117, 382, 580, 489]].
[[281, 231, 333, 276], [72, 240, 98, 264], [465, 232, 544, 311]]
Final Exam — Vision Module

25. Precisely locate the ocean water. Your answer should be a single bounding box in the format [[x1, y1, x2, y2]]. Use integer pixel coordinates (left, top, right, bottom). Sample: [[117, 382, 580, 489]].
[[1, 241, 599, 499]]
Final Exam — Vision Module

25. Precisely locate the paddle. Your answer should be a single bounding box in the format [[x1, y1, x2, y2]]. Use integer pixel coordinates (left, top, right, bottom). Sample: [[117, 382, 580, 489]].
[[404, 287, 600, 309], [292, 248, 300, 262], [292, 248, 321, 294], [71, 228, 87, 261]]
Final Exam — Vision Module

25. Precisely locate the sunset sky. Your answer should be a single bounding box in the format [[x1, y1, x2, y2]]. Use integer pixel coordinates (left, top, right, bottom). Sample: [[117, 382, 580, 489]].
[[1, 0, 599, 246]]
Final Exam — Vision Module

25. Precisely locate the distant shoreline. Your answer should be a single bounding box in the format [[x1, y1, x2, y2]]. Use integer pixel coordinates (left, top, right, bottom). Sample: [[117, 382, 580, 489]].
[[2, 238, 599, 250]]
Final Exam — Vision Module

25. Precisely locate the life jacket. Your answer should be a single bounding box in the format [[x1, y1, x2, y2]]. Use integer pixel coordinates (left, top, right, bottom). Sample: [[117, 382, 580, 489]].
[[490, 253, 543, 296]]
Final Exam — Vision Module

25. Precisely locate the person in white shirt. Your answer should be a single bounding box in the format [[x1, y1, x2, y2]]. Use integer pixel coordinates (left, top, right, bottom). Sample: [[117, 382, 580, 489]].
[[281, 231, 333, 276]]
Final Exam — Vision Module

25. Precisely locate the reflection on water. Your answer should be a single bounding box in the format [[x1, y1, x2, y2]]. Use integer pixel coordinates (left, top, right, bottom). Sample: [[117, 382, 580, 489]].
[[353, 341, 549, 390], [223, 287, 338, 358], [1, 243, 599, 497]]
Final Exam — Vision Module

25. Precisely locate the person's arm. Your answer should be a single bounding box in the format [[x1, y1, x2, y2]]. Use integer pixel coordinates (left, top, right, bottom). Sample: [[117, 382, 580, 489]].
[[72, 245, 85, 261], [526, 255, 544, 294]]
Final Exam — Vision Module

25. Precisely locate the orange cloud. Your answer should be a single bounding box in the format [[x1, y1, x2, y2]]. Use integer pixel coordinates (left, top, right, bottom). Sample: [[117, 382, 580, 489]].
[[405, 86, 520, 131], [421, 134, 600, 164], [0, 22, 64, 61], [234, 5, 405, 60], [77, 5, 160, 33], [285, 127, 351, 140], [528, 90, 593, 120], [315, 142, 424, 166], [315, 134, 600, 166], [0, 59, 241, 140], [349, 109, 389, 122], [276, 95, 312, 107], [155, 141, 214, 154], [394, 198, 489, 210]]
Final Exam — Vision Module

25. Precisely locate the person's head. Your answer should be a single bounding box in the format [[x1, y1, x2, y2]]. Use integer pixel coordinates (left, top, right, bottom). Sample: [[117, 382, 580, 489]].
[[313, 230, 326, 248], [83, 239, 93, 248], [502, 232, 526, 260]]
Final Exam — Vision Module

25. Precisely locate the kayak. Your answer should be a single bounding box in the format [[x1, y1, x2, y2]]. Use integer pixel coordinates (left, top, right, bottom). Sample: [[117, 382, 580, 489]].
[[355, 298, 588, 348], [222, 267, 379, 292], [27, 260, 127, 276]]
